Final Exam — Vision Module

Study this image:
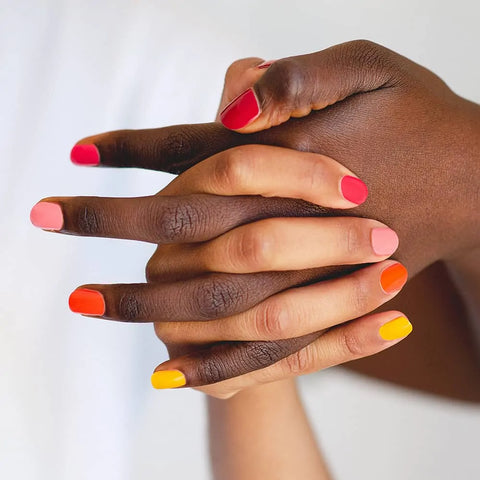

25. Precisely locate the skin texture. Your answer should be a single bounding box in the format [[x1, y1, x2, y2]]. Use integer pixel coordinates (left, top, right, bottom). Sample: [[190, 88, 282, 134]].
[[38, 40, 480, 394]]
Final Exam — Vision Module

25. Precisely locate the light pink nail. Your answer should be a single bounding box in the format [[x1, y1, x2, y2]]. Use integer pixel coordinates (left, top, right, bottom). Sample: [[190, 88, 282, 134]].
[[371, 228, 399, 256], [30, 202, 64, 230]]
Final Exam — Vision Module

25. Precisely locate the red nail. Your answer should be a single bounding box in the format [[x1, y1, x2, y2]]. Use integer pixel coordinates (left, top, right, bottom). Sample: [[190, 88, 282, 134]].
[[69, 288, 105, 315], [70, 144, 100, 166], [220, 88, 260, 130], [257, 60, 275, 69], [340, 176, 369, 205]]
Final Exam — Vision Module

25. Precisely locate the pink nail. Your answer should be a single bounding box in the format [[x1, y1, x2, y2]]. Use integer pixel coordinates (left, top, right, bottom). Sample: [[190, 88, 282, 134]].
[[70, 144, 100, 166], [220, 88, 260, 130], [371, 228, 399, 256], [340, 176, 368, 205], [30, 202, 64, 230], [257, 60, 275, 69]]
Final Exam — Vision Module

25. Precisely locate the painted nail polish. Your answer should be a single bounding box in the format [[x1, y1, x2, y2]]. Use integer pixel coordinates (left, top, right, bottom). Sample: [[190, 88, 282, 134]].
[[30, 202, 64, 230], [70, 144, 100, 166], [371, 228, 399, 256], [379, 316, 413, 341], [151, 370, 186, 389], [257, 60, 275, 69], [69, 288, 106, 315], [220, 88, 260, 129], [380, 263, 408, 294], [340, 176, 368, 204]]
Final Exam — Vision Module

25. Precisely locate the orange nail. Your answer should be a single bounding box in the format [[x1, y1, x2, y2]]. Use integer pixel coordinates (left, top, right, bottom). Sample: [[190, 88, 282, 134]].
[[69, 288, 105, 315], [380, 263, 408, 294]]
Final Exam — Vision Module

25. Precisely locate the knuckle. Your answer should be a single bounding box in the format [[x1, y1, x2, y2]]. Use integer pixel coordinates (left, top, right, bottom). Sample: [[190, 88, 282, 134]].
[[194, 275, 247, 319], [233, 225, 273, 271], [344, 40, 395, 82], [155, 200, 202, 243], [282, 346, 315, 375], [117, 291, 142, 322], [75, 202, 102, 235], [253, 301, 290, 339], [243, 341, 286, 369], [345, 223, 363, 257], [348, 273, 371, 315], [213, 146, 254, 191], [156, 129, 197, 174], [264, 58, 306, 106], [340, 329, 365, 357]]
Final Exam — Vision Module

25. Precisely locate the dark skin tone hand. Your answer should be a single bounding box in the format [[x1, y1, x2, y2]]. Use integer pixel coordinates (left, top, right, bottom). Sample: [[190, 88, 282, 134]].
[[36, 41, 480, 395]]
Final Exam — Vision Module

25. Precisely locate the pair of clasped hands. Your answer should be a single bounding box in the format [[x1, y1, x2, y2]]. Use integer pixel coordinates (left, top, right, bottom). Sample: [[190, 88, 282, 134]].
[[30, 41, 480, 398]]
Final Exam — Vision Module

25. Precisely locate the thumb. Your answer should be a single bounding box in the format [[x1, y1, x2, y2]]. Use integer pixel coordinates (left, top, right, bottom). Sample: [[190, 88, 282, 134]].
[[215, 57, 270, 120], [219, 40, 401, 133]]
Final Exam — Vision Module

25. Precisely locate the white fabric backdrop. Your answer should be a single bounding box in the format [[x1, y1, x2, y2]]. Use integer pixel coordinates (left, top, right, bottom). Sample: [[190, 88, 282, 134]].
[[1, 1, 479, 479]]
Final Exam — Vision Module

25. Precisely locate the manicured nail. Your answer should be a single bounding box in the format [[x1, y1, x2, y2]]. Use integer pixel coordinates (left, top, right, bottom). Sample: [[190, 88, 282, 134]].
[[380, 263, 408, 294], [30, 202, 64, 230], [69, 288, 105, 316], [340, 176, 368, 204], [371, 228, 399, 256], [70, 144, 100, 166], [151, 370, 186, 389], [220, 88, 260, 129], [257, 60, 275, 69], [379, 316, 413, 341]]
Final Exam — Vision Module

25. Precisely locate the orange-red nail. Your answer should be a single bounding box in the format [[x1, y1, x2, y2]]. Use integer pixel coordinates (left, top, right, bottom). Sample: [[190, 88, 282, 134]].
[[69, 288, 105, 315], [380, 263, 408, 294]]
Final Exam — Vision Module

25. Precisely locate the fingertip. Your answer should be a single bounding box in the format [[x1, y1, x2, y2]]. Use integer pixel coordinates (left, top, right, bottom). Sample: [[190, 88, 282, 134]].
[[378, 315, 413, 341], [30, 201, 64, 231], [220, 88, 261, 130], [70, 144, 100, 166], [151, 370, 187, 389]]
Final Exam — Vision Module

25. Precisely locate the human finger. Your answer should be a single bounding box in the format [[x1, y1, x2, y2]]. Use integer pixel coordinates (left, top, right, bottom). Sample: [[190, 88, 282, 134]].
[[152, 218, 398, 277], [161, 145, 368, 209], [151, 310, 413, 393], [219, 40, 400, 133], [30, 193, 329, 243], [152, 261, 407, 343]]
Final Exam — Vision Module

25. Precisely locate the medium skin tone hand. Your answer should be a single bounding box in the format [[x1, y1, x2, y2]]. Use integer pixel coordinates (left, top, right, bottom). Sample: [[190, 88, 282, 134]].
[[31, 144, 411, 398]]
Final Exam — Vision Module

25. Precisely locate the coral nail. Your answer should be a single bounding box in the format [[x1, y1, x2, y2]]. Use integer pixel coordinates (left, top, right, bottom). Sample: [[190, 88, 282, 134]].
[[380, 263, 408, 294], [220, 88, 260, 129], [70, 144, 100, 166], [371, 228, 399, 256], [379, 316, 413, 341], [69, 288, 105, 316], [151, 370, 186, 389], [340, 175, 369, 204], [30, 202, 64, 231]]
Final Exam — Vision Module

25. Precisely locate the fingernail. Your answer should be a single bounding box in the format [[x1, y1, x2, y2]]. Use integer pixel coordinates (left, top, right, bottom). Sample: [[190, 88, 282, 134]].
[[220, 88, 260, 130], [30, 202, 64, 230], [69, 288, 105, 316], [380, 263, 408, 294], [70, 144, 100, 166], [151, 370, 186, 389], [257, 60, 275, 69], [371, 228, 399, 256], [340, 176, 368, 204], [379, 316, 413, 341]]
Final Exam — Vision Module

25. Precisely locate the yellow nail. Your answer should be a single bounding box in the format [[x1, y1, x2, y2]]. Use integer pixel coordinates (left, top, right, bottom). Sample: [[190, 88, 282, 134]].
[[151, 370, 186, 389], [379, 316, 413, 341]]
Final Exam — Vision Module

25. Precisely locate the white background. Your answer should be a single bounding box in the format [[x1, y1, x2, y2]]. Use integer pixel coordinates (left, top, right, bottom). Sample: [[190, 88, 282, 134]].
[[1, 1, 479, 479]]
